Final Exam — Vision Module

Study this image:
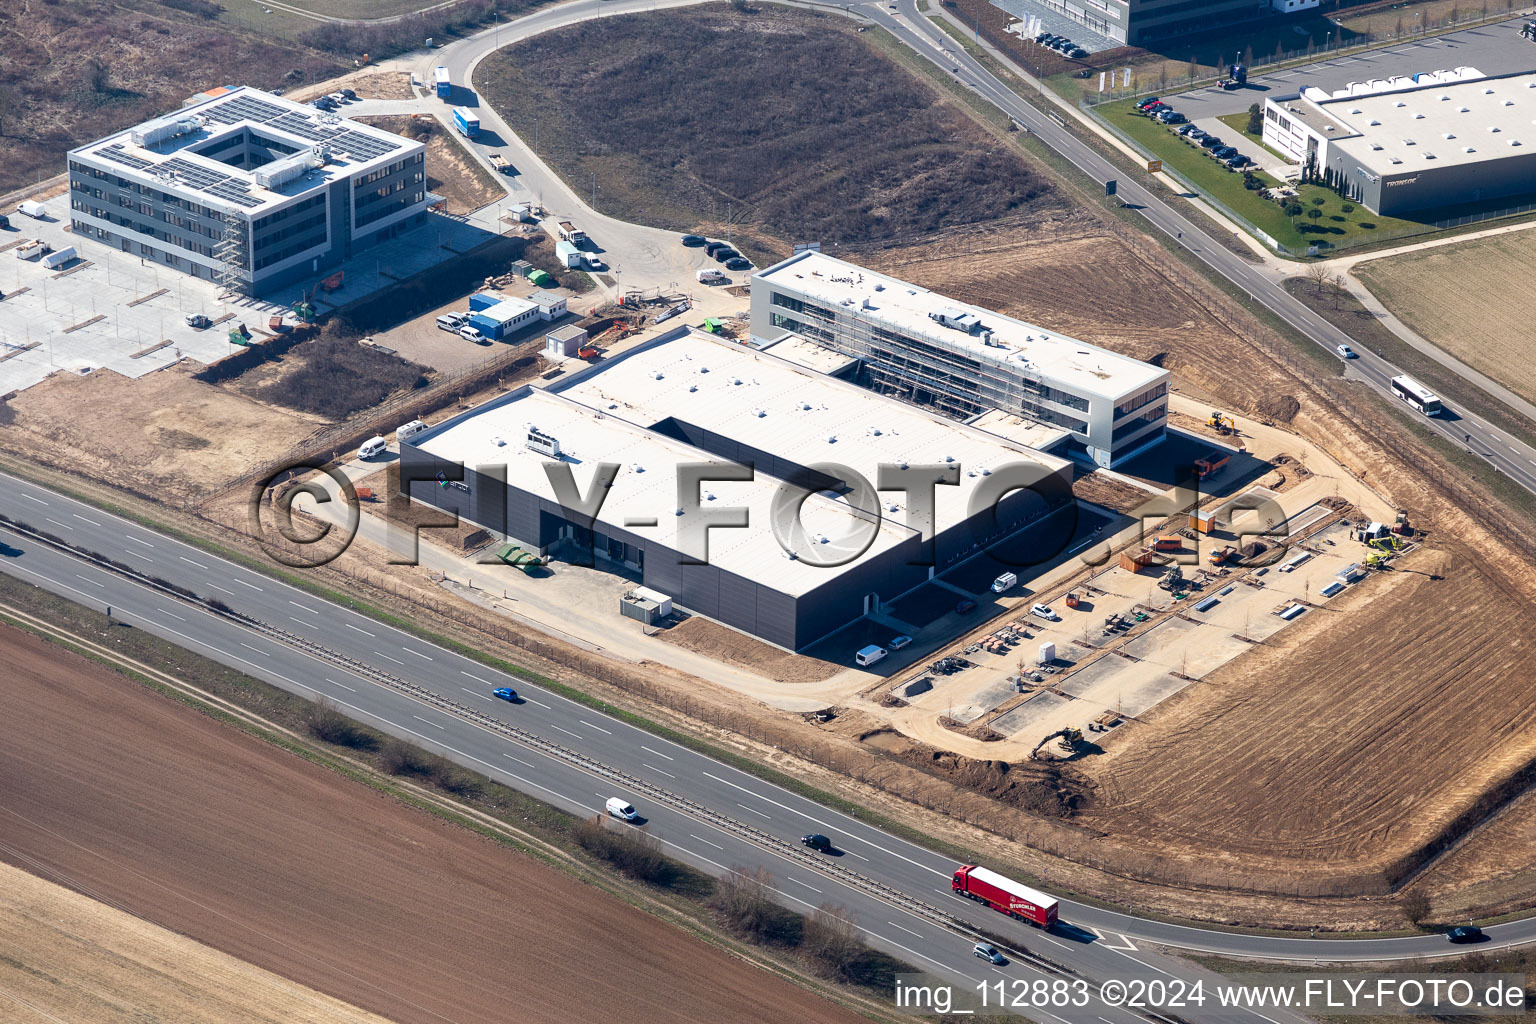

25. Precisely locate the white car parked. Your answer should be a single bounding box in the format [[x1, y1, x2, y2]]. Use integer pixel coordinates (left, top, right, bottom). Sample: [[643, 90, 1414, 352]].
[[605, 797, 638, 821]]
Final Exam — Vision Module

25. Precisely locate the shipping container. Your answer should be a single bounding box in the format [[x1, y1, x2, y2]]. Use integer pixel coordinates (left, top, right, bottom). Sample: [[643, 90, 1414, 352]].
[[434, 66, 451, 98], [952, 865, 1058, 927]]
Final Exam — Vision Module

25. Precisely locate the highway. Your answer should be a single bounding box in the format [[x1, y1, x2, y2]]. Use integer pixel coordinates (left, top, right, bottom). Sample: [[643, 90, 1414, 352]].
[[1, 472, 1532, 1023]]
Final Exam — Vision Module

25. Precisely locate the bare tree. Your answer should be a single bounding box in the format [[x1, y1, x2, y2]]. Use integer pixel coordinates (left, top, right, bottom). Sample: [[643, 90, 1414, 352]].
[[1401, 890, 1431, 926], [802, 904, 867, 981], [1305, 261, 1332, 299]]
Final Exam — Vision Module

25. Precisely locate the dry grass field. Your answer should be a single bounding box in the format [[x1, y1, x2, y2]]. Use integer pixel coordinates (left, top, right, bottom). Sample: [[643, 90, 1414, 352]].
[[475, 4, 1066, 249], [1355, 230, 1536, 406], [0, 862, 395, 1024], [0, 623, 868, 1024], [1076, 542, 1536, 894]]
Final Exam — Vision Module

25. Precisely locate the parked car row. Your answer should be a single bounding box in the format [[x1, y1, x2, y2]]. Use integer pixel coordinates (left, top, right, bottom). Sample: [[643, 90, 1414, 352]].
[[1035, 31, 1088, 59], [681, 233, 753, 272], [311, 88, 357, 112], [435, 309, 487, 342], [1135, 96, 1186, 125], [1173, 123, 1252, 170]]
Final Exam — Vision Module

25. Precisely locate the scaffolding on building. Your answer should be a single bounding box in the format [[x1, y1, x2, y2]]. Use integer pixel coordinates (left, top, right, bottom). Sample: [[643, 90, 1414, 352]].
[[214, 208, 249, 298]]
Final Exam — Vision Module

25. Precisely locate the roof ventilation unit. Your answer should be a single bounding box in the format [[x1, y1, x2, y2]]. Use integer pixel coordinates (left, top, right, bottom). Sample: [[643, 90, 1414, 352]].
[[254, 145, 331, 191], [525, 426, 561, 458], [131, 115, 203, 148]]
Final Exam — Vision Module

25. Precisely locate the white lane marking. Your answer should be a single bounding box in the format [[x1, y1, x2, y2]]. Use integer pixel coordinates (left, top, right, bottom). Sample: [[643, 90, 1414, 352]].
[[73, 514, 101, 526], [375, 651, 404, 666], [643, 763, 676, 779], [504, 753, 537, 770], [179, 555, 208, 569], [788, 876, 823, 893], [324, 678, 356, 692], [72, 574, 104, 588], [412, 715, 445, 730], [865, 929, 979, 984], [689, 833, 724, 851], [461, 669, 490, 684], [21, 493, 48, 505], [289, 617, 312, 626], [736, 802, 771, 820], [1042, 1012, 1071, 1024], [126, 535, 154, 548], [233, 577, 263, 591], [402, 646, 433, 660], [641, 745, 674, 761], [157, 608, 186, 621], [238, 642, 269, 657], [708, 769, 947, 878], [209, 584, 234, 596], [45, 518, 74, 531], [578, 719, 611, 735], [1243, 1011, 1285, 1024], [887, 920, 923, 938], [843, 849, 870, 862], [462, 686, 493, 700], [289, 599, 318, 614], [550, 723, 582, 740], [346, 623, 376, 636], [521, 695, 551, 709]]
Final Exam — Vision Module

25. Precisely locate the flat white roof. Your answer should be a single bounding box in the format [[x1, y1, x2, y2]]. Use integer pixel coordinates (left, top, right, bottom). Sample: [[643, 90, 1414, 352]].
[[70, 86, 418, 215], [552, 329, 1071, 533], [417, 389, 915, 596], [968, 409, 1072, 451], [761, 333, 859, 376], [1312, 69, 1536, 170], [475, 297, 538, 323], [754, 251, 1164, 400]]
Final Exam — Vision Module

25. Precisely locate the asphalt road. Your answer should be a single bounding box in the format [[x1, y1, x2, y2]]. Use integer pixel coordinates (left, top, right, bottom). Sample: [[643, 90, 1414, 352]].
[[870, 0, 1536, 498], [1, 473, 1531, 1023]]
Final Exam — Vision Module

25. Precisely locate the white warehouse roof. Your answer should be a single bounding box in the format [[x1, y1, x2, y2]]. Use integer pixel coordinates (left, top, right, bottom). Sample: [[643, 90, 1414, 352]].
[[753, 251, 1165, 400]]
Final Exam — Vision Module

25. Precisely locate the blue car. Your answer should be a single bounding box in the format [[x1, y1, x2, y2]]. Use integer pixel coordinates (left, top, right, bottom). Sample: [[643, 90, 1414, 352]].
[[493, 687, 518, 702]]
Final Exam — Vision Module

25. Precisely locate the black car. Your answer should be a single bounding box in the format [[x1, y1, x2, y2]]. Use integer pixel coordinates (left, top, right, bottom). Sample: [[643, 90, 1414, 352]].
[[956, 599, 977, 614], [1447, 926, 1486, 944], [1069, 47, 1089, 58], [341, 88, 358, 100], [1200, 135, 1223, 149], [1212, 146, 1237, 159], [801, 833, 834, 853], [681, 234, 706, 246], [713, 248, 739, 263], [724, 257, 752, 271]]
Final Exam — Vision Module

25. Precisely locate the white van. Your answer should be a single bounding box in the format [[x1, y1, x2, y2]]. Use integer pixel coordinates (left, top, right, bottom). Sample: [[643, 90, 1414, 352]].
[[396, 419, 428, 443], [991, 572, 1018, 593], [40, 246, 76, 271], [436, 313, 467, 332], [855, 644, 887, 667], [1030, 603, 1059, 621], [458, 324, 485, 342], [605, 797, 638, 821], [359, 435, 388, 459], [696, 268, 728, 284], [16, 201, 47, 219]]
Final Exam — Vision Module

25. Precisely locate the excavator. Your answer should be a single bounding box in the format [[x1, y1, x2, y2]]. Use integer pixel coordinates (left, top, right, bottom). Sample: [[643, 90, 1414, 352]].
[[1207, 410, 1236, 435], [1030, 726, 1084, 760]]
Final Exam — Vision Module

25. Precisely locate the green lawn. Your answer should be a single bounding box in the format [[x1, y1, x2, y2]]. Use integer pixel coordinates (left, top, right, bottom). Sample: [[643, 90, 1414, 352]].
[[1099, 103, 1433, 253]]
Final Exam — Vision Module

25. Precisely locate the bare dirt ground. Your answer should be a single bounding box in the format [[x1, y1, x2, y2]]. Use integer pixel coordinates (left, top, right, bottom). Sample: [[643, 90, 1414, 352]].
[[0, 623, 867, 1024], [0, 861, 394, 1024], [0, 364, 328, 504], [1354, 230, 1536, 405], [656, 615, 842, 683], [356, 115, 504, 217]]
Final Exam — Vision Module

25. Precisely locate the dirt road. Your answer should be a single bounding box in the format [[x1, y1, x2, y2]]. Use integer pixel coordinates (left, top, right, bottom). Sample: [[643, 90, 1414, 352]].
[[0, 624, 866, 1024]]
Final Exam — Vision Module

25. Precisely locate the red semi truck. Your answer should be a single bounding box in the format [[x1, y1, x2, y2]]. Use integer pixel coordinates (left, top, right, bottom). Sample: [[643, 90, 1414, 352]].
[[952, 865, 1059, 927]]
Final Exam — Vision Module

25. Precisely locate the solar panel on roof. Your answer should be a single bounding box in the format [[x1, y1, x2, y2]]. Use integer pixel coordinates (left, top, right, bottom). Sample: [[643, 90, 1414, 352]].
[[97, 143, 153, 170], [331, 129, 400, 160], [161, 156, 230, 190], [203, 95, 286, 125]]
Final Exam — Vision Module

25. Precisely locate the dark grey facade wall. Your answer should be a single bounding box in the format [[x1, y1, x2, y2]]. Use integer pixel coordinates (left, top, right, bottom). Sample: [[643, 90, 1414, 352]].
[[1124, 0, 1270, 44], [1328, 147, 1536, 217]]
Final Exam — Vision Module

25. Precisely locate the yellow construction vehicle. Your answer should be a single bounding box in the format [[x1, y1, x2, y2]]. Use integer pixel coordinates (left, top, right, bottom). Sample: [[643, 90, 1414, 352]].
[[1207, 411, 1236, 435], [1030, 726, 1084, 760]]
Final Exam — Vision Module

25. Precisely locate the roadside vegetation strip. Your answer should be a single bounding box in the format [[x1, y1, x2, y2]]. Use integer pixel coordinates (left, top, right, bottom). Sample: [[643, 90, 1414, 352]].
[[0, 579, 907, 1018]]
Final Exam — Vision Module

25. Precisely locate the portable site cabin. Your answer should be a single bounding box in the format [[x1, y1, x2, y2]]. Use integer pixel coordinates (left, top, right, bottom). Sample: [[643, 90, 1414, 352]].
[[468, 297, 540, 341], [528, 289, 567, 321], [554, 240, 583, 268], [544, 323, 589, 359]]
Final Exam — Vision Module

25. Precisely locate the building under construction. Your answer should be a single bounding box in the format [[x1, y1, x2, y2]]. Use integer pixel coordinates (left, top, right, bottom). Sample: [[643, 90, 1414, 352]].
[[65, 87, 432, 294], [749, 252, 1169, 469]]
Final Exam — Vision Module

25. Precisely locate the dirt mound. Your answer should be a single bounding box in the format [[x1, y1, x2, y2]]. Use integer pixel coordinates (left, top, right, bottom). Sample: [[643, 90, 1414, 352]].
[[1256, 394, 1302, 423], [859, 728, 1089, 817]]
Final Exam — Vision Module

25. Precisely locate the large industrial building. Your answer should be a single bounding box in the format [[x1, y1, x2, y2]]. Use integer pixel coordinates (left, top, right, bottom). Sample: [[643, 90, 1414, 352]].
[[749, 251, 1169, 469], [1031, 0, 1314, 49], [401, 328, 1078, 651], [66, 86, 432, 293], [1262, 67, 1536, 216]]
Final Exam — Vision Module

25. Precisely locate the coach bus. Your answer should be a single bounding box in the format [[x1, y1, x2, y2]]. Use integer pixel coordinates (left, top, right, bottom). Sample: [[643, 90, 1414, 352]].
[[1391, 375, 1442, 417]]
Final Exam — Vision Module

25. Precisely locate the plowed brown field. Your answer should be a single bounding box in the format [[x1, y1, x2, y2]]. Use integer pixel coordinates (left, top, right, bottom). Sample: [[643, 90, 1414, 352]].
[[0, 624, 864, 1024]]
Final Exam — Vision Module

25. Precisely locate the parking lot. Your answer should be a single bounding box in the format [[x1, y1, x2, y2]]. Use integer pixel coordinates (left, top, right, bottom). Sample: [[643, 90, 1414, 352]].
[[1161, 15, 1536, 123]]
